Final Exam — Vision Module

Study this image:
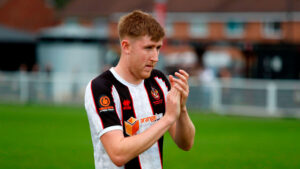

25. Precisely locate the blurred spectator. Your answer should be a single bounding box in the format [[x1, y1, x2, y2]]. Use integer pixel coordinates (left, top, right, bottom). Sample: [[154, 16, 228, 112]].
[[163, 45, 198, 75], [196, 64, 215, 109], [45, 63, 52, 77], [19, 64, 28, 72], [32, 64, 39, 72], [29, 64, 40, 102], [198, 65, 215, 85], [44, 63, 53, 101], [218, 67, 231, 80]]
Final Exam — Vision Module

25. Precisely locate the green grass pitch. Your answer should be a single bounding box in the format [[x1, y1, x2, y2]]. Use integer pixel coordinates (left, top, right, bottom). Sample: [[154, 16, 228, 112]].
[[1, 104, 300, 169]]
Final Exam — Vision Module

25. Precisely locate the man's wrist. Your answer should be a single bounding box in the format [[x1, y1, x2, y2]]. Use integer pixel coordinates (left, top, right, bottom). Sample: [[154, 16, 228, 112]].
[[181, 105, 187, 113], [163, 113, 177, 126]]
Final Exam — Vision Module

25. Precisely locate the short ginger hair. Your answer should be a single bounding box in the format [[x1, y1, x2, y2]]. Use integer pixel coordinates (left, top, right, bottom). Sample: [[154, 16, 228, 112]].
[[118, 10, 165, 42]]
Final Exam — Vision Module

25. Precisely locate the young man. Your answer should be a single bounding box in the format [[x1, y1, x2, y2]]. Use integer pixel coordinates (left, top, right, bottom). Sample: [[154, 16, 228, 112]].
[[84, 10, 195, 169]]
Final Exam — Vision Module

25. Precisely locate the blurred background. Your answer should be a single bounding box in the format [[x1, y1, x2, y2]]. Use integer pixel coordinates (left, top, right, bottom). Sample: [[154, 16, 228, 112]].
[[0, 0, 300, 169]]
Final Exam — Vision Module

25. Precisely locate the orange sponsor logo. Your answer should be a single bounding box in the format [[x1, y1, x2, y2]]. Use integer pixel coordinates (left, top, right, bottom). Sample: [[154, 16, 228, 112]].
[[99, 96, 114, 112], [140, 115, 157, 123], [125, 117, 139, 136], [100, 96, 110, 106], [124, 113, 163, 136], [99, 106, 114, 111]]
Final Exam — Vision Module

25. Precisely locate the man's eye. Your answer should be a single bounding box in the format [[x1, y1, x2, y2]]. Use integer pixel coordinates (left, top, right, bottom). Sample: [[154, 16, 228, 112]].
[[145, 46, 152, 50]]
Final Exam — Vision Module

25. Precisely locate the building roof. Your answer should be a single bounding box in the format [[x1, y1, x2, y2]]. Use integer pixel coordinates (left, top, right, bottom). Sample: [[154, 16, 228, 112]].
[[62, 0, 300, 18], [0, 0, 7, 5], [0, 0, 59, 33], [0, 24, 35, 42], [39, 23, 106, 39]]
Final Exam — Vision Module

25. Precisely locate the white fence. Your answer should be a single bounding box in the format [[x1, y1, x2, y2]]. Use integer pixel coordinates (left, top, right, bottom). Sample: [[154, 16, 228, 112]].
[[0, 71, 96, 105], [188, 78, 300, 118], [1, 71, 300, 118]]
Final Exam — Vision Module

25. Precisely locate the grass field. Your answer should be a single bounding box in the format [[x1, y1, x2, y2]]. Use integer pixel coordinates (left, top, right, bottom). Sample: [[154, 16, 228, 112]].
[[1, 104, 300, 169]]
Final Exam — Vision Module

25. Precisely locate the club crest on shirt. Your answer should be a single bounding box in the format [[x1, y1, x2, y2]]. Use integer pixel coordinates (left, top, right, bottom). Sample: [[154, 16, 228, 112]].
[[99, 95, 114, 112], [151, 87, 160, 100]]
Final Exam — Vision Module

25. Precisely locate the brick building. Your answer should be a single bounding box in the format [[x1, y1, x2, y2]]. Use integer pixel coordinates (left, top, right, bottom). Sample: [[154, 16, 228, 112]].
[[61, 0, 300, 42], [60, 0, 300, 79]]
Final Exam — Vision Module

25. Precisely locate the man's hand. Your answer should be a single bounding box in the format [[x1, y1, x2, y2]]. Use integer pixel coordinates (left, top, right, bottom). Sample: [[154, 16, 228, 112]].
[[169, 69, 190, 110], [164, 84, 181, 123], [168, 69, 195, 151]]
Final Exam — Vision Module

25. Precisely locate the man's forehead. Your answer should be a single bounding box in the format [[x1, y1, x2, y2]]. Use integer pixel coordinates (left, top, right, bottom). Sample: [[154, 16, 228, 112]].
[[138, 35, 163, 45]]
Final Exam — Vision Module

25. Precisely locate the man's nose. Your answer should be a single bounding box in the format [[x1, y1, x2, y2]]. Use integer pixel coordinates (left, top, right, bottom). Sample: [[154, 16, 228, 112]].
[[151, 50, 159, 62]]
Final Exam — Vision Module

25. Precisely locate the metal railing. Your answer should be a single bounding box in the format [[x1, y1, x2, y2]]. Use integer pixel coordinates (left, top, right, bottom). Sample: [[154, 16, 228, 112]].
[[188, 77, 300, 117], [0, 71, 96, 105], [1, 71, 300, 118]]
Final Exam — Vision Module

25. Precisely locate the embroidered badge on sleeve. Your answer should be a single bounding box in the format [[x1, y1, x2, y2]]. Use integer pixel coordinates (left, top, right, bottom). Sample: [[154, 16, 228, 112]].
[[99, 95, 114, 112]]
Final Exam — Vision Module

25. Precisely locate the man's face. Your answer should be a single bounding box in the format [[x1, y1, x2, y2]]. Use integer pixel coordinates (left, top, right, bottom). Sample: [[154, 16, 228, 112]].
[[126, 35, 163, 80]]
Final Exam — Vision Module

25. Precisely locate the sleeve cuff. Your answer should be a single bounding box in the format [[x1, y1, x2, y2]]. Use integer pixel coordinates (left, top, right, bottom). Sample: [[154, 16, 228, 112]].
[[99, 125, 123, 138]]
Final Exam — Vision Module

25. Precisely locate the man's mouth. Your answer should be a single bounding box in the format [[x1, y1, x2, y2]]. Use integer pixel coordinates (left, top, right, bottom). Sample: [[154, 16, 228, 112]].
[[146, 64, 154, 68], [144, 65, 154, 72]]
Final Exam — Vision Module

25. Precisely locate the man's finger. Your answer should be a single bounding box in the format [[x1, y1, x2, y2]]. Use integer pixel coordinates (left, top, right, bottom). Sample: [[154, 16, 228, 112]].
[[172, 77, 187, 91], [179, 69, 189, 79], [174, 72, 188, 84], [169, 75, 176, 88], [170, 84, 180, 99], [173, 83, 184, 93]]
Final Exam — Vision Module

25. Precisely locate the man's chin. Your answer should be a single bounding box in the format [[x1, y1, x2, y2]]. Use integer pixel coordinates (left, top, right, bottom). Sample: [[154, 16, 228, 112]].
[[141, 70, 152, 79]]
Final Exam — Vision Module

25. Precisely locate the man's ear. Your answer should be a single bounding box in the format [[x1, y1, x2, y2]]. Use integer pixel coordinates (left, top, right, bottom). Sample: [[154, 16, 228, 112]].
[[121, 39, 130, 55]]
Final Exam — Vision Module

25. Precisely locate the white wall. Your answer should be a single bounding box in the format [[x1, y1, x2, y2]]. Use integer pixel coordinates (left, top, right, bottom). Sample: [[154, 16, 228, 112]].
[[37, 42, 105, 102]]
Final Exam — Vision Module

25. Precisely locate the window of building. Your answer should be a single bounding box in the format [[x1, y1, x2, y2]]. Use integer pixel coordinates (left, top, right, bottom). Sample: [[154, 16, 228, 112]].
[[165, 22, 173, 37], [189, 22, 208, 37], [263, 21, 282, 38], [65, 17, 78, 25], [225, 21, 245, 38]]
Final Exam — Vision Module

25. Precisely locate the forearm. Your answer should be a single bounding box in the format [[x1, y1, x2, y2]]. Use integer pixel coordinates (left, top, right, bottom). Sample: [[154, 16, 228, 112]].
[[174, 106, 195, 150], [104, 115, 174, 166]]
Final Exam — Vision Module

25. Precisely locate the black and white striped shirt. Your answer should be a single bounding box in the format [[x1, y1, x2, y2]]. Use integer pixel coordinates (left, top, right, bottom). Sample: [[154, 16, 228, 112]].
[[85, 68, 170, 169]]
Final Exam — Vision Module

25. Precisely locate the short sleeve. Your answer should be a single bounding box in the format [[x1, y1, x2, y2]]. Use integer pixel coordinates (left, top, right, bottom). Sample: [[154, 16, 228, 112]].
[[84, 80, 122, 138]]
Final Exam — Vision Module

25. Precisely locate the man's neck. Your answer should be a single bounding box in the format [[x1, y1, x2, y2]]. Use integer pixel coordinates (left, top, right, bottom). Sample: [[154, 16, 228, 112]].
[[114, 61, 143, 85]]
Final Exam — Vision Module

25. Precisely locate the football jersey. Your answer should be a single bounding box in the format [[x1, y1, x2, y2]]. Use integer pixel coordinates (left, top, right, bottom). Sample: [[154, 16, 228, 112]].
[[84, 67, 170, 169]]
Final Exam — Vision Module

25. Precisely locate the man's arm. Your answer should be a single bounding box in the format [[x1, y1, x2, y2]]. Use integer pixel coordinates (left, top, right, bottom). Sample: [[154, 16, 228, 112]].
[[100, 86, 181, 167], [168, 70, 195, 151], [168, 106, 195, 151]]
